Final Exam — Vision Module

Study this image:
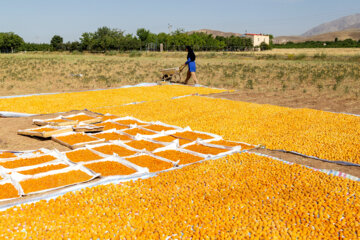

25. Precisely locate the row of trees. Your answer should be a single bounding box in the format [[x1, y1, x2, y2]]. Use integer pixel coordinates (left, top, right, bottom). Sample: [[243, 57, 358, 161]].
[[273, 38, 360, 48], [3, 27, 360, 53], [0, 27, 255, 53]]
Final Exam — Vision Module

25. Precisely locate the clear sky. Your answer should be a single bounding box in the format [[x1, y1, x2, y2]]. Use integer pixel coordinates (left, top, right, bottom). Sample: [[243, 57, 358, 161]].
[[0, 0, 359, 43]]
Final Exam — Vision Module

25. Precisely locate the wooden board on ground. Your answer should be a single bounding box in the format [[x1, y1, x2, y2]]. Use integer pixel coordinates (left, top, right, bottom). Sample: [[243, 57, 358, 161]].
[[78, 117, 102, 125], [73, 125, 104, 133], [18, 127, 73, 138], [0, 110, 104, 152], [33, 118, 78, 127]]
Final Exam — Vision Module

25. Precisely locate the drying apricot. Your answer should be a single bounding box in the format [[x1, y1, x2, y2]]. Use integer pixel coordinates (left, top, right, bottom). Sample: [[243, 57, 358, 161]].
[[208, 140, 255, 150], [143, 124, 176, 132], [66, 149, 103, 163], [92, 144, 136, 157], [0, 155, 56, 169], [115, 119, 148, 126], [184, 144, 228, 155], [0, 152, 16, 158], [101, 114, 120, 121], [123, 128, 156, 136], [172, 131, 213, 141], [65, 114, 95, 121], [92, 132, 132, 141], [20, 170, 93, 194], [154, 150, 204, 165], [18, 164, 68, 175], [84, 161, 136, 176], [126, 140, 164, 152], [125, 155, 173, 172], [0, 183, 19, 199], [55, 133, 99, 145], [94, 122, 128, 131]]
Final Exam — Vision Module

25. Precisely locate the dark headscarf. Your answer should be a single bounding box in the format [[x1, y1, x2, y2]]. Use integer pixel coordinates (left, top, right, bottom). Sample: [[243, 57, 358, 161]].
[[186, 46, 196, 61]]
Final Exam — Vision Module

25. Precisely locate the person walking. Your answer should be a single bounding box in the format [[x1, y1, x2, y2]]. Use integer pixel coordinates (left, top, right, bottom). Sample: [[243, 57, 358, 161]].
[[183, 46, 199, 85]]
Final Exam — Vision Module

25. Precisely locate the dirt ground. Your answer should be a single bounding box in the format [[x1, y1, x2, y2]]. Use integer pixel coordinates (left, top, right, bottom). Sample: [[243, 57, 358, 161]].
[[0, 110, 102, 152], [250, 148, 360, 178], [205, 90, 360, 115]]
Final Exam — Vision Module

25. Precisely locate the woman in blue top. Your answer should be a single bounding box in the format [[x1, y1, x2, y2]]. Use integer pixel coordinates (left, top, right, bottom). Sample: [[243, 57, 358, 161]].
[[183, 46, 199, 85]]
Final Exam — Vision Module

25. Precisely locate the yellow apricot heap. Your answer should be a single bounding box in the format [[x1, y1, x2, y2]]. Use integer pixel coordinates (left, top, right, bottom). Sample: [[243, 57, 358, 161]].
[[29, 127, 56, 132], [0, 152, 16, 158], [184, 144, 229, 155], [125, 140, 165, 152], [20, 170, 93, 194], [0, 155, 56, 169], [18, 164, 68, 175], [154, 150, 204, 165], [45, 118, 68, 124], [84, 161, 137, 176], [153, 135, 192, 146], [101, 114, 120, 121], [92, 132, 132, 141], [0, 183, 19, 200], [125, 155, 173, 172], [0, 85, 224, 114], [208, 139, 255, 150], [64, 114, 94, 121], [103, 96, 360, 163], [65, 149, 103, 163], [172, 131, 214, 141], [143, 124, 176, 132], [115, 119, 148, 126], [55, 133, 99, 145], [0, 153, 359, 239], [93, 122, 128, 131], [91, 144, 136, 157], [123, 128, 156, 136]]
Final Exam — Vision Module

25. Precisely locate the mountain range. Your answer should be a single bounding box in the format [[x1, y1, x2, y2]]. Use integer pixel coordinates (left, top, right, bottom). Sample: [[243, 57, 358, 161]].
[[189, 13, 360, 43], [302, 13, 360, 36]]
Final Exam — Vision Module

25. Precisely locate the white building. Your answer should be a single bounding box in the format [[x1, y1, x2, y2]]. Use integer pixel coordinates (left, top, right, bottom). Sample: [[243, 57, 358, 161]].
[[244, 34, 270, 47]]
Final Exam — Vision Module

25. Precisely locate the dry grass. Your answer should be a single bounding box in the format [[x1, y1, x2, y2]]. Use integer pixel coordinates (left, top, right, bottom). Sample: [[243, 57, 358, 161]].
[[0, 49, 359, 99]]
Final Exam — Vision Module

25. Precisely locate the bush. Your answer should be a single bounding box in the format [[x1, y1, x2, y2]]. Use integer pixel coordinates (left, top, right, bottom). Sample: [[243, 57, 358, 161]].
[[260, 42, 271, 51], [129, 51, 142, 57]]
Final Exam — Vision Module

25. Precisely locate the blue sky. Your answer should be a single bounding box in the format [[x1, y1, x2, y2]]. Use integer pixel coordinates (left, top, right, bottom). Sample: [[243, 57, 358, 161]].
[[0, 0, 359, 43]]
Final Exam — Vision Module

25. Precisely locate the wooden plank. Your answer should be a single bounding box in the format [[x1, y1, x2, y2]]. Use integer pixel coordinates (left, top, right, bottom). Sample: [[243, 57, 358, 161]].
[[73, 126, 104, 133], [52, 136, 105, 150], [77, 117, 102, 125], [18, 128, 73, 139]]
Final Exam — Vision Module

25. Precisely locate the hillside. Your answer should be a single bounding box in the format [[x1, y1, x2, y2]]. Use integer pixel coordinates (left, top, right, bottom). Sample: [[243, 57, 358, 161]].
[[274, 28, 360, 44], [187, 29, 243, 37], [302, 13, 360, 36]]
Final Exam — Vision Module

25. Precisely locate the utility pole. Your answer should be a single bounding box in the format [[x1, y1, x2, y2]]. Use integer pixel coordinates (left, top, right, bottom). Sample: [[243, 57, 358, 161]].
[[168, 23, 172, 51]]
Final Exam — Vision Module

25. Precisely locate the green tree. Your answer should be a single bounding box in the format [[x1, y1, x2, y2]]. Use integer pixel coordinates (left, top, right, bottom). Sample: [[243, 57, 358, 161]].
[[50, 35, 64, 51], [0, 32, 24, 53], [91, 27, 124, 51], [136, 28, 150, 42], [260, 42, 271, 51], [80, 32, 93, 51]]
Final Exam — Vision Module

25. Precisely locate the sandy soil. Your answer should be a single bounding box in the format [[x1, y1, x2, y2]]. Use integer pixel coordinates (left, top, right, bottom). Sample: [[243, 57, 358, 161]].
[[0, 110, 102, 152], [205, 90, 360, 115]]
